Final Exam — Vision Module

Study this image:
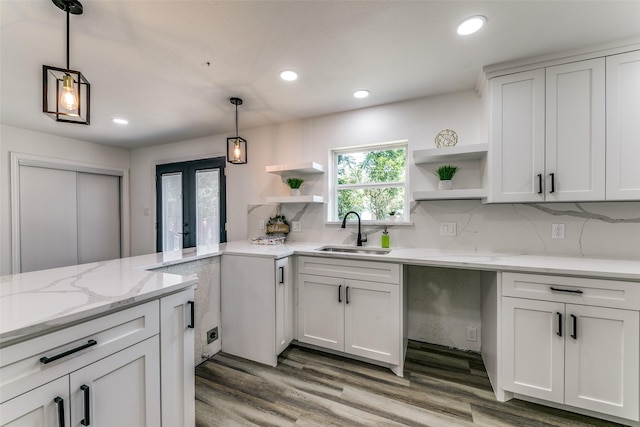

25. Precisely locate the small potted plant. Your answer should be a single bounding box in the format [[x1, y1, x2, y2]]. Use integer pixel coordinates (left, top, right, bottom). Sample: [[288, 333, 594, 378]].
[[285, 177, 304, 196], [388, 210, 399, 222], [434, 164, 459, 190]]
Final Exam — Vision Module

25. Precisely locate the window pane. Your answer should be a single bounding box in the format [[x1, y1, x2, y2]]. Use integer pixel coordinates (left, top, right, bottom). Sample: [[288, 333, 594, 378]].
[[196, 169, 220, 246], [161, 172, 182, 251], [338, 148, 406, 185], [337, 186, 405, 221]]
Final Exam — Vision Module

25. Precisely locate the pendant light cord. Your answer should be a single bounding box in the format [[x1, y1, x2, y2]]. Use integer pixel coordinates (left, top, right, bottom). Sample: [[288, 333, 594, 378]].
[[235, 103, 239, 138], [66, 7, 70, 69]]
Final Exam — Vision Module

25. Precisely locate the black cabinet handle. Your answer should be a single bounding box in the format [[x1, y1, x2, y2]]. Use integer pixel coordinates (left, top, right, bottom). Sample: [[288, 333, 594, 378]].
[[346, 286, 350, 305], [338, 285, 342, 303], [40, 340, 97, 364], [550, 287, 583, 294], [538, 174, 543, 194], [187, 301, 195, 329], [80, 385, 90, 426], [279, 266, 284, 284], [549, 173, 555, 193], [556, 312, 562, 337], [571, 314, 577, 339], [54, 396, 65, 427]]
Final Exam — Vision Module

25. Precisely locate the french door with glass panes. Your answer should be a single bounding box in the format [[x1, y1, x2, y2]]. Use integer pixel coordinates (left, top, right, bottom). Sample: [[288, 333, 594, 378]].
[[156, 158, 226, 251]]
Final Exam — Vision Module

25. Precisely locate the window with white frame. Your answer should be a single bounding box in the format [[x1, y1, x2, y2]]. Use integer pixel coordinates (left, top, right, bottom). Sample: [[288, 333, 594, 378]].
[[331, 142, 408, 222]]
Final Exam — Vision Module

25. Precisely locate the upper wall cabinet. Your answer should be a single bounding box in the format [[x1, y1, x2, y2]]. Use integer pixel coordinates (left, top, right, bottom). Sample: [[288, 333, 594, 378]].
[[606, 50, 640, 200], [489, 58, 607, 202]]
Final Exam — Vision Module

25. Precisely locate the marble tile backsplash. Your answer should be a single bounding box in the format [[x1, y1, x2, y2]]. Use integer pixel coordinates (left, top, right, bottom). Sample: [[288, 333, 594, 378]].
[[249, 200, 640, 260]]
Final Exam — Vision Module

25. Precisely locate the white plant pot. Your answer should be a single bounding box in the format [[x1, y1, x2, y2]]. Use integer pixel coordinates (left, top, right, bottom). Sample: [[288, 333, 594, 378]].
[[438, 180, 453, 190], [290, 188, 301, 196]]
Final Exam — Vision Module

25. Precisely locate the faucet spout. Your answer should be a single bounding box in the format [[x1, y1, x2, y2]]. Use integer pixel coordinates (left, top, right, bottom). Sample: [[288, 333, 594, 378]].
[[341, 211, 367, 246]]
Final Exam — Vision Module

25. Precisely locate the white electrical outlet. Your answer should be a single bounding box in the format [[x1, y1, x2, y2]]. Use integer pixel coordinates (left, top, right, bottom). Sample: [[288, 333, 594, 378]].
[[552, 223, 565, 239], [292, 221, 302, 232], [466, 326, 477, 342], [440, 222, 457, 236], [259, 220, 265, 230]]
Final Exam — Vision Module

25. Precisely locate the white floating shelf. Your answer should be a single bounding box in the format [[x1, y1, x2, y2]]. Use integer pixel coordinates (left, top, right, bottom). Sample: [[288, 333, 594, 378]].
[[413, 143, 488, 164], [413, 189, 487, 201], [265, 161, 324, 176], [265, 195, 325, 204]]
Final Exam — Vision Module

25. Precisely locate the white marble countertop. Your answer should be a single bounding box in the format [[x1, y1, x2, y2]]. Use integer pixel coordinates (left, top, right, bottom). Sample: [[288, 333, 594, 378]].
[[0, 249, 214, 345], [224, 241, 640, 281], [3, 241, 638, 346]]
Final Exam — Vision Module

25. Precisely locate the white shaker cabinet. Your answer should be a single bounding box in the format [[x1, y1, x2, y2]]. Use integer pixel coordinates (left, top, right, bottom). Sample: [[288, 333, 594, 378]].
[[221, 255, 293, 367], [160, 288, 195, 427], [501, 273, 640, 422], [489, 58, 606, 202], [606, 50, 640, 200], [0, 288, 196, 427], [489, 69, 545, 202], [545, 58, 605, 201], [297, 256, 404, 376]]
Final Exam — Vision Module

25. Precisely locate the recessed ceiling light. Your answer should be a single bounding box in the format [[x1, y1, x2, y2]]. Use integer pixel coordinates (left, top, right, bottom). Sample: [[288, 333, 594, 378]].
[[112, 118, 129, 125], [457, 15, 486, 36], [353, 89, 369, 99], [279, 70, 298, 81]]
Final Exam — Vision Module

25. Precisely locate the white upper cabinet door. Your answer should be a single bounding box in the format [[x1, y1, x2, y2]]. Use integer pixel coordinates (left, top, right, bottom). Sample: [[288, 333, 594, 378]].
[[606, 50, 640, 200], [564, 304, 639, 421], [545, 58, 606, 201], [489, 69, 546, 202]]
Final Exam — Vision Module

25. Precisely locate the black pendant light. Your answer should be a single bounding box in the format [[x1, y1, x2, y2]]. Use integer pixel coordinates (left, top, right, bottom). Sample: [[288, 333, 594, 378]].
[[43, 0, 90, 125], [227, 97, 247, 164]]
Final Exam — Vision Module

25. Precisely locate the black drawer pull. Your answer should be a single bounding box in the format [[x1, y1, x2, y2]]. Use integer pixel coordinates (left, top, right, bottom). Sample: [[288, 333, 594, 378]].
[[338, 285, 342, 303], [188, 301, 195, 329], [279, 266, 284, 284], [54, 396, 65, 427], [346, 286, 350, 305], [550, 287, 583, 294], [80, 385, 90, 426], [549, 173, 555, 193], [570, 314, 577, 340], [40, 340, 97, 364], [556, 312, 562, 337], [537, 174, 543, 194]]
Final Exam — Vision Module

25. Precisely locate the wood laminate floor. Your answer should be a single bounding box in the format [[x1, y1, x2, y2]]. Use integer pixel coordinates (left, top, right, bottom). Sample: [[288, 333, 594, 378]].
[[195, 341, 627, 426]]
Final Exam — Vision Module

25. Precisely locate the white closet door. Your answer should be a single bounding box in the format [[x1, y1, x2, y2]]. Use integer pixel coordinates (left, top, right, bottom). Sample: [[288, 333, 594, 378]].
[[19, 166, 78, 272], [77, 173, 121, 264]]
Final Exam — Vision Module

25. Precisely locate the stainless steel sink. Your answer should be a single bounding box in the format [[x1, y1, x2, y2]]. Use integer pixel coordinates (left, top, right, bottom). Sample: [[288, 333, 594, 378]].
[[316, 246, 391, 255]]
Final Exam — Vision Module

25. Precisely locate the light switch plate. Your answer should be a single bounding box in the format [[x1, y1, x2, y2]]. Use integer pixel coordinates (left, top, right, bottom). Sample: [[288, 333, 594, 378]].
[[292, 221, 302, 232], [440, 222, 456, 236]]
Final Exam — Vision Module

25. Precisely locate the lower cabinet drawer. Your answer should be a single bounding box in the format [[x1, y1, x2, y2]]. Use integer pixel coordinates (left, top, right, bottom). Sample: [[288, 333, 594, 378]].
[[502, 272, 640, 310], [298, 256, 400, 284], [0, 300, 159, 403]]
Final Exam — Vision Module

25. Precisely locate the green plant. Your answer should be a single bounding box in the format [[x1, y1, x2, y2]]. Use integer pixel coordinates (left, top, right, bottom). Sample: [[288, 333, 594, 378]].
[[285, 177, 304, 189], [434, 164, 459, 181], [388, 210, 396, 216]]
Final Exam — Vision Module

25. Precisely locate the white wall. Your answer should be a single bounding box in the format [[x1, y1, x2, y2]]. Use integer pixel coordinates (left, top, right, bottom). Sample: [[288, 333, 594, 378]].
[[0, 124, 130, 275]]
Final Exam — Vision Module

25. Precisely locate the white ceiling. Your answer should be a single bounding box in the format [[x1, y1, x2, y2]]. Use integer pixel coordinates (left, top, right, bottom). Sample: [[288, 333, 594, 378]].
[[2, 1, 639, 149]]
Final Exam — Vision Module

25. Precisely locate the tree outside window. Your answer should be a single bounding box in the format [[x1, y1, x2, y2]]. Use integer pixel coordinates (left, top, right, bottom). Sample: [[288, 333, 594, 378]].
[[333, 143, 407, 221]]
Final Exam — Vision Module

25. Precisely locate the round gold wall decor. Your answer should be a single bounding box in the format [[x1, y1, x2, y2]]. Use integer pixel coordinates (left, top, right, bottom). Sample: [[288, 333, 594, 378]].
[[435, 129, 458, 148]]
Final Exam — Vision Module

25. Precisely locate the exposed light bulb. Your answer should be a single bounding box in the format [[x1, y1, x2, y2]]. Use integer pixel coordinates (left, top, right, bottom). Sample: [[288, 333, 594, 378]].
[[60, 75, 78, 110], [233, 141, 242, 161]]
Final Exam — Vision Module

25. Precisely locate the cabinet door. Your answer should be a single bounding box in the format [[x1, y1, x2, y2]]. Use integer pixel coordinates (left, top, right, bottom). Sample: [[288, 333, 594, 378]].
[[489, 69, 545, 202], [606, 50, 640, 200], [0, 377, 69, 427], [297, 274, 344, 351], [275, 257, 293, 355], [160, 288, 195, 427], [501, 297, 564, 403], [69, 336, 160, 427], [546, 58, 605, 201], [564, 304, 639, 420], [344, 279, 399, 364]]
